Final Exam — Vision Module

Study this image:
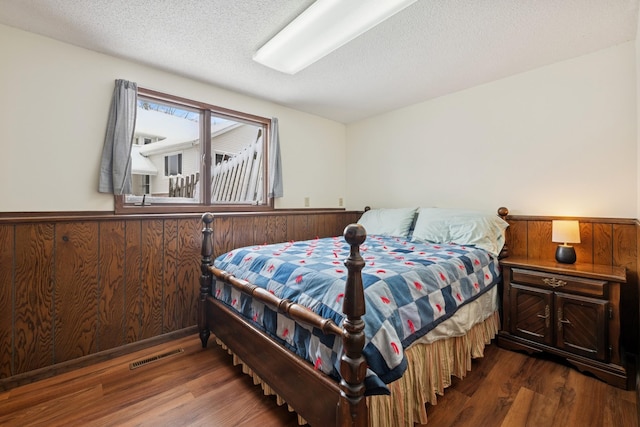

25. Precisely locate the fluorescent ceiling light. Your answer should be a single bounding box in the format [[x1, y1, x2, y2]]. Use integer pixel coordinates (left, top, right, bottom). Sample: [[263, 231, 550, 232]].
[[253, 0, 418, 74]]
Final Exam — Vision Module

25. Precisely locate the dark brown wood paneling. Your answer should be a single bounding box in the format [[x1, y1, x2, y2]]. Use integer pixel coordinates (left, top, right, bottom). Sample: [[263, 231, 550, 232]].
[[140, 220, 164, 340], [613, 224, 637, 270], [613, 224, 638, 352], [327, 212, 355, 237], [14, 224, 54, 374], [307, 215, 319, 239], [271, 216, 288, 244], [290, 215, 310, 241], [54, 222, 99, 363], [506, 219, 528, 258], [527, 221, 554, 260], [213, 216, 233, 257], [124, 220, 142, 343], [177, 218, 200, 328], [576, 222, 594, 264], [253, 216, 269, 245], [320, 213, 334, 238], [163, 219, 179, 333], [232, 217, 256, 249], [0, 225, 13, 379], [322, 213, 332, 237], [593, 223, 613, 266], [98, 221, 126, 351]]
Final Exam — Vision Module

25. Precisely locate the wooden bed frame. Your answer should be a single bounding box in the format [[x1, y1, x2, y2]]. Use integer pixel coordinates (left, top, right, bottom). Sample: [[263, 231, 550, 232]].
[[198, 208, 510, 426]]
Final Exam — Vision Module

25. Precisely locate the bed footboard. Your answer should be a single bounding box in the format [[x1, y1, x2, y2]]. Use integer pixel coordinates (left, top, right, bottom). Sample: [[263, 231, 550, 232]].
[[199, 213, 369, 427]]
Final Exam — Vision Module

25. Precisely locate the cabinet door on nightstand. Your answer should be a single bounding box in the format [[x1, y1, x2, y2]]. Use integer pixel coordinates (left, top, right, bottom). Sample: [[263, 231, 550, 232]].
[[509, 284, 554, 346], [555, 292, 607, 361]]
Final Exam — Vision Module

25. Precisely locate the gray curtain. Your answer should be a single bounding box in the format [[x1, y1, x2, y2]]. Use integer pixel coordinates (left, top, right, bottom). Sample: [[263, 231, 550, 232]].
[[98, 79, 138, 195], [268, 117, 284, 198]]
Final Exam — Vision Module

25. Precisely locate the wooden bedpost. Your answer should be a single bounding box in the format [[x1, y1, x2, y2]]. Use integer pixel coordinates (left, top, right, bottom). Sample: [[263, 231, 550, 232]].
[[337, 223, 368, 427], [199, 213, 214, 348], [497, 206, 510, 259]]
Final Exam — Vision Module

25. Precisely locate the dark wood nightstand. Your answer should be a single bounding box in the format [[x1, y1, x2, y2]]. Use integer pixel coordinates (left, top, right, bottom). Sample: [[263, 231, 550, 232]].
[[498, 257, 629, 389]]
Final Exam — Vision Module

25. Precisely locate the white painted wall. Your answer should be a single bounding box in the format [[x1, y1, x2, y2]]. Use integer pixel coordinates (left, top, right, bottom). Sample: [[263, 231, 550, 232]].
[[346, 42, 637, 218], [1, 23, 637, 218], [0, 24, 346, 212]]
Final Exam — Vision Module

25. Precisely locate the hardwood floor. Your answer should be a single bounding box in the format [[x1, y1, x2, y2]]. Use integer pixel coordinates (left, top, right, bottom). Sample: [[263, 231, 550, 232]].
[[0, 334, 300, 427], [421, 345, 637, 427], [0, 334, 636, 426]]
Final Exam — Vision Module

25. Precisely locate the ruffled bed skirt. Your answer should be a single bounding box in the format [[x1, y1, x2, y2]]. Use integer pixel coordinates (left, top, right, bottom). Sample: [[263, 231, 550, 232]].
[[367, 310, 500, 426], [214, 310, 500, 426]]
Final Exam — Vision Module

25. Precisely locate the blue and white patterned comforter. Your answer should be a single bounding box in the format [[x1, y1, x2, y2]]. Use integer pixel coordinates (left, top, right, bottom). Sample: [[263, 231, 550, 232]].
[[212, 234, 500, 394]]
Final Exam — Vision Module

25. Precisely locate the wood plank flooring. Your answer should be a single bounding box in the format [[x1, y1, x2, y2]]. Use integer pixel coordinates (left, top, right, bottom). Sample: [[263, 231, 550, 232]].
[[421, 345, 637, 427], [0, 334, 636, 426]]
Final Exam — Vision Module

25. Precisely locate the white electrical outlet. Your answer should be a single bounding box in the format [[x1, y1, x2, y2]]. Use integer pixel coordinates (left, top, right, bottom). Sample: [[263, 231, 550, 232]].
[[304, 197, 310, 207], [339, 197, 343, 207]]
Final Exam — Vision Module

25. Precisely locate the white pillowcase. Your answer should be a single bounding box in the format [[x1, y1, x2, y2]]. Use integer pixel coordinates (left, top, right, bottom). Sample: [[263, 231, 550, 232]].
[[411, 208, 509, 256], [357, 207, 417, 238]]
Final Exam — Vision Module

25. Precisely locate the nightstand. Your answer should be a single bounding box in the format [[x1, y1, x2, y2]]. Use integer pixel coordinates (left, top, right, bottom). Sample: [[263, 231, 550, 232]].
[[498, 257, 629, 389]]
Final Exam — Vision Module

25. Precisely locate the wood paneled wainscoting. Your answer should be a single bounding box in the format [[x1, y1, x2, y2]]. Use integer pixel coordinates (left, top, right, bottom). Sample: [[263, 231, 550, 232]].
[[0, 209, 361, 390]]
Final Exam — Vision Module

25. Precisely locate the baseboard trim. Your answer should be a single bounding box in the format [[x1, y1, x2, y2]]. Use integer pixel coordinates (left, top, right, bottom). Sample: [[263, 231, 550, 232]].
[[0, 326, 197, 392]]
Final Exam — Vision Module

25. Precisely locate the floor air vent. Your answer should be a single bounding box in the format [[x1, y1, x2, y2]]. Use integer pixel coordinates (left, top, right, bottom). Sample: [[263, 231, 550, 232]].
[[129, 348, 184, 370]]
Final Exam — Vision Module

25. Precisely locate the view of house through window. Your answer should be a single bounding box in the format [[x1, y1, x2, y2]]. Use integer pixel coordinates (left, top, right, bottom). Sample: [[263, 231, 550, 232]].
[[125, 92, 269, 208]]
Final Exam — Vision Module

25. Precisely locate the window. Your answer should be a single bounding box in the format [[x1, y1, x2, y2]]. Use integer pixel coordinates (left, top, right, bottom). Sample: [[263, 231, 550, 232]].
[[119, 88, 272, 213], [214, 151, 233, 164], [164, 153, 182, 176], [142, 175, 150, 195]]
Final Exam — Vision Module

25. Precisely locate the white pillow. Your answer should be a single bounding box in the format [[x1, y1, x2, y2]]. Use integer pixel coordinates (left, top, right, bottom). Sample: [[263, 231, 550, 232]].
[[411, 208, 509, 255], [357, 208, 417, 237]]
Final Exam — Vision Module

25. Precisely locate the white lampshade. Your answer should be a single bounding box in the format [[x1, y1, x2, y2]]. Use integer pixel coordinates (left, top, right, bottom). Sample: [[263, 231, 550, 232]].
[[253, 0, 418, 74], [552, 220, 581, 244]]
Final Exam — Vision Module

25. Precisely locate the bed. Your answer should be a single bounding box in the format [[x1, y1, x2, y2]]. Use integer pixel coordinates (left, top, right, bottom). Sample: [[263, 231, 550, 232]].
[[198, 207, 510, 426]]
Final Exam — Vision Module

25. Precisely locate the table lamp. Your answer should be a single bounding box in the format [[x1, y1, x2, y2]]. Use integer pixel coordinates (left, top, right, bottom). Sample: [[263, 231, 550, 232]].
[[552, 220, 580, 264]]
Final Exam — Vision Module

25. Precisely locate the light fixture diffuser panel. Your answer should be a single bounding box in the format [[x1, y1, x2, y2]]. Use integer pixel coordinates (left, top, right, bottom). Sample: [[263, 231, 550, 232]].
[[253, 0, 418, 74]]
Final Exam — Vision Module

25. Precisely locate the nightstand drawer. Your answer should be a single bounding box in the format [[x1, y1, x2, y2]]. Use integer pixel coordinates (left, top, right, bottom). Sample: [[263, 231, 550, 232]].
[[511, 268, 606, 298]]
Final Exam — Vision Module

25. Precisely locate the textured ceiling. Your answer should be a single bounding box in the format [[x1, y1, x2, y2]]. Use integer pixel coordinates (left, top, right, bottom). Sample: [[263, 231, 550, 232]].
[[0, 0, 637, 123]]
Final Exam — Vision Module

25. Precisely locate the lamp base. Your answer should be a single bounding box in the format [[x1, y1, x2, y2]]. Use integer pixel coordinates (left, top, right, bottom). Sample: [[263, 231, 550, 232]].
[[555, 245, 576, 264]]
